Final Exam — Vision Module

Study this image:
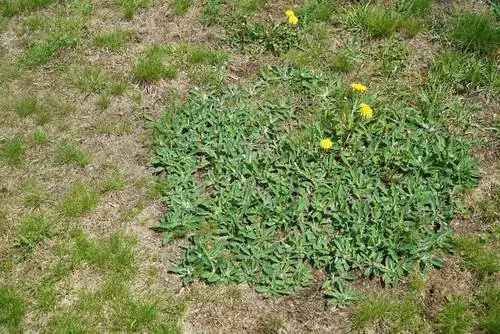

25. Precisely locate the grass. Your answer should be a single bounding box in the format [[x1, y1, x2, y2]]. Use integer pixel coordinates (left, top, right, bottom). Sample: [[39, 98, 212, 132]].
[[0, 0, 498, 332], [133, 45, 179, 83], [114, 0, 150, 20], [0, 285, 24, 332], [0, 137, 24, 165], [344, 5, 401, 37], [0, 0, 55, 17], [14, 94, 39, 117], [437, 295, 471, 334], [449, 11, 499, 55], [350, 296, 424, 332], [92, 29, 132, 50], [60, 182, 100, 217], [454, 235, 499, 278], [170, 0, 192, 16], [74, 230, 137, 276], [31, 128, 49, 145], [20, 180, 47, 207], [397, 0, 432, 16], [18, 213, 52, 257], [428, 50, 499, 94], [296, 0, 334, 24], [55, 141, 90, 165]]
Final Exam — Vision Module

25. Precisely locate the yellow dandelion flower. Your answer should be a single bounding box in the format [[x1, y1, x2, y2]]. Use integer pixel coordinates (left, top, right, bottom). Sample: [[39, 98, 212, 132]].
[[285, 10, 295, 17], [350, 83, 367, 92], [320, 138, 333, 150], [288, 14, 299, 25], [360, 103, 373, 118]]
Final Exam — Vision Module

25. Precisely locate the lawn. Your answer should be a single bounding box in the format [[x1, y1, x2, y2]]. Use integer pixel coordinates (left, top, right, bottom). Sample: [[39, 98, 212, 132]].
[[0, 0, 498, 333]]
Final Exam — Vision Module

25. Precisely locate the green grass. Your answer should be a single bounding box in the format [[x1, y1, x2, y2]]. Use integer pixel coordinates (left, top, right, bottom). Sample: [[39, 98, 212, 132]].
[[187, 46, 229, 65], [114, 0, 150, 20], [0, 0, 55, 17], [31, 128, 49, 145], [170, 0, 192, 16], [133, 45, 179, 83], [20, 180, 46, 208], [397, 0, 432, 16], [188, 66, 225, 88], [344, 5, 401, 37], [74, 231, 137, 276], [428, 50, 499, 93], [0, 137, 24, 165], [437, 295, 471, 334], [454, 235, 499, 278], [476, 285, 500, 333], [92, 29, 132, 50], [71, 67, 109, 93], [477, 187, 500, 225], [296, 0, 334, 24], [350, 296, 423, 332], [55, 141, 90, 165], [60, 182, 100, 217], [449, 11, 499, 55], [151, 66, 478, 297], [0, 285, 24, 332], [14, 94, 39, 117], [376, 38, 410, 78], [18, 213, 52, 257]]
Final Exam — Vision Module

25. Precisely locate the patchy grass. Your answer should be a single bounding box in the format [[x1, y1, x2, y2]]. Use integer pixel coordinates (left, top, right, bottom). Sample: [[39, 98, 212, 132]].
[[60, 182, 100, 217], [114, 0, 150, 20], [454, 235, 499, 278], [0, 285, 24, 332], [0, 0, 55, 17], [0, 0, 498, 332], [449, 11, 499, 56], [132, 45, 179, 83], [344, 5, 401, 37], [350, 296, 424, 332], [92, 29, 132, 50], [170, 0, 192, 16], [0, 136, 24, 165], [55, 141, 90, 166], [437, 295, 471, 334]]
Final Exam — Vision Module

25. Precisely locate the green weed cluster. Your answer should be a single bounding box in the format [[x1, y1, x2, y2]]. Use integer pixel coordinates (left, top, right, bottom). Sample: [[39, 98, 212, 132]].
[[151, 66, 478, 300]]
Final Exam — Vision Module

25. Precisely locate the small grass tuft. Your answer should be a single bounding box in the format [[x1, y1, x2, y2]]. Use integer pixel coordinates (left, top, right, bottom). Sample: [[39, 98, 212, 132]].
[[350, 296, 423, 332], [170, 0, 192, 16], [14, 94, 38, 117], [437, 295, 471, 334], [257, 315, 284, 334], [344, 5, 401, 37], [454, 235, 499, 278], [0, 285, 24, 331], [114, 0, 150, 20], [188, 46, 229, 65], [397, 0, 432, 16], [449, 11, 499, 55], [0, 0, 55, 17], [56, 141, 90, 166], [32, 127, 49, 145], [133, 45, 179, 83], [60, 182, 100, 217], [0, 137, 24, 165], [20, 180, 47, 208], [18, 213, 52, 256], [92, 29, 132, 50], [296, 0, 334, 24], [75, 230, 137, 276]]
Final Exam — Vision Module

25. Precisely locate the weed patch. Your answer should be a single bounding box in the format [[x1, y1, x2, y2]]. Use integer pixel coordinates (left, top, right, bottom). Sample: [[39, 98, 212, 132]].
[[151, 67, 479, 299]]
